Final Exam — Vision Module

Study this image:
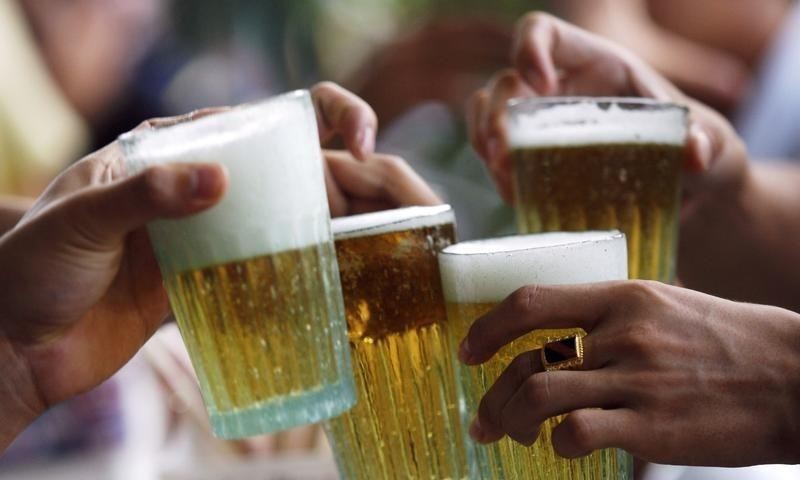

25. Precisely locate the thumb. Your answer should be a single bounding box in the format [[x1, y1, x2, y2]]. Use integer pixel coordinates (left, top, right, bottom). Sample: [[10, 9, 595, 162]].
[[686, 122, 714, 173], [684, 102, 728, 174], [72, 163, 228, 244]]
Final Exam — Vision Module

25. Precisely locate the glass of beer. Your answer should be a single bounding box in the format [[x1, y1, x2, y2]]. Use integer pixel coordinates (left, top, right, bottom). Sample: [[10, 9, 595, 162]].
[[507, 97, 687, 282], [119, 90, 355, 439], [439, 231, 631, 479], [324, 205, 470, 480]]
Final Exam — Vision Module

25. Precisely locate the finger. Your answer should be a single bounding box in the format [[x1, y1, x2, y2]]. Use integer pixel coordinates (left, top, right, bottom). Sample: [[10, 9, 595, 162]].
[[325, 151, 440, 212], [482, 70, 535, 203], [512, 12, 562, 94], [481, 69, 532, 162], [500, 371, 621, 446], [684, 102, 727, 174], [551, 408, 639, 459], [136, 107, 231, 131], [471, 350, 543, 443], [512, 12, 673, 99], [72, 163, 228, 245], [312, 82, 378, 160], [323, 159, 348, 217], [459, 282, 624, 365], [466, 89, 490, 160]]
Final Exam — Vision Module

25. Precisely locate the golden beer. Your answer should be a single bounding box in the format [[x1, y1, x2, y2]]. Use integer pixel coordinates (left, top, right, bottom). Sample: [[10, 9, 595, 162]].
[[165, 243, 350, 436], [508, 98, 687, 282], [119, 91, 355, 439], [439, 232, 631, 480], [324, 205, 470, 480]]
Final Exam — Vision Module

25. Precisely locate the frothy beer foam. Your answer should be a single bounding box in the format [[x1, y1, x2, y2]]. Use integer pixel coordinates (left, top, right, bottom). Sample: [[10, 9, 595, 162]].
[[507, 98, 687, 148], [438, 231, 628, 303], [120, 90, 330, 275], [332, 205, 454, 240]]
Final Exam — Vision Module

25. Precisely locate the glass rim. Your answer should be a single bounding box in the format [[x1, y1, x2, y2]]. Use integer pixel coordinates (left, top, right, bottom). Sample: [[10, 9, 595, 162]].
[[332, 204, 454, 240], [117, 89, 310, 146], [439, 230, 625, 257], [507, 96, 688, 114]]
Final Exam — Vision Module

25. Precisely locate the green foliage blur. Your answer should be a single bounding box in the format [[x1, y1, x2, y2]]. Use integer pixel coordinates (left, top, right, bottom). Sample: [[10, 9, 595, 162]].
[[169, 0, 548, 86]]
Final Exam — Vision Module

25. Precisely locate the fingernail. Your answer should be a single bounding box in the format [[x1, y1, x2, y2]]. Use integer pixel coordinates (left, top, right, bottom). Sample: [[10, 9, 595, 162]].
[[190, 165, 224, 201], [358, 126, 375, 158], [690, 124, 712, 171], [458, 337, 473, 364], [469, 418, 485, 442]]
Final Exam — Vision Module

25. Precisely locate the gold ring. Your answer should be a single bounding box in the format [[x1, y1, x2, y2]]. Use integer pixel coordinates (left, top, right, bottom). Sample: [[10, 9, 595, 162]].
[[541, 332, 585, 371]]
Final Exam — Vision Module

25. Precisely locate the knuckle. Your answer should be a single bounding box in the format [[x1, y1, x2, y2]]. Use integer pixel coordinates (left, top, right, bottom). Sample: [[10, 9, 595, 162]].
[[616, 323, 656, 357], [135, 119, 153, 131], [521, 374, 551, 406], [519, 11, 556, 31], [139, 166, 174, 208], [378, 154, 410, 180], [561, 410, 597, 454], [509, 285, 543, 316], [311, 81, 338, 97], [378, 153, 407, 170], [618, 280, 664, 310], [511, 353, 535, 384], [340, 103, 370, 131]]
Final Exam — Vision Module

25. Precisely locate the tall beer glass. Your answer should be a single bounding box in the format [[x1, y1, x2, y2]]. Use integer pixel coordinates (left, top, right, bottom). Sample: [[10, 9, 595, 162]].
[[439, 231, 630, 479], [507, 97, 687, 282], [119, 91, 355, 439], [324, 205, 470, 480]]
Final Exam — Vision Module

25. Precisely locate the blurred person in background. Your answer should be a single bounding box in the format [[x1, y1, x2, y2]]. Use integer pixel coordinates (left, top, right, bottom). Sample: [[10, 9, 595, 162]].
[[553, 0, 800, 161], [0, 0, 167, 198]]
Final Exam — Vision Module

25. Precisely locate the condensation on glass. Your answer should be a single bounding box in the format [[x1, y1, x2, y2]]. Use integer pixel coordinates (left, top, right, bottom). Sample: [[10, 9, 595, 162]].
[[119, 90, 355, 439], [439, 231, 632, 480]]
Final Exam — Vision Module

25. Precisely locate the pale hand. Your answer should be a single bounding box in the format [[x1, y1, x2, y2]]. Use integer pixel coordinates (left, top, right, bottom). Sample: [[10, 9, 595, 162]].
[[466, 12, 748, 210]]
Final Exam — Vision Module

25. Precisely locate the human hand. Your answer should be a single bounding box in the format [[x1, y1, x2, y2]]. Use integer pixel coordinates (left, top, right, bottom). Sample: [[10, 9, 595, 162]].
[[0, 82, 387, 450], [352, 16, 512, 125], [458, 280, 800, 466], [0, 143, 228, 450], [552, 0, 753, 114], [311, 82, 441, 215], [325, 150, 441, 216], [466, 12, 748, 207]]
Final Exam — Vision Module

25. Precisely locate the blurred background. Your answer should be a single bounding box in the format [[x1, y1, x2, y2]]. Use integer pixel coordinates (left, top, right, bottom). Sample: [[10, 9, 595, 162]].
[[1, 0, 798, 479]]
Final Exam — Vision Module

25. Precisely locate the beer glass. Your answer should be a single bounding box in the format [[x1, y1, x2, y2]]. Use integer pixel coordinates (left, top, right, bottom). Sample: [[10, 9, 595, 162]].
[[324, 205, 470, 480], [507, 97, 687, 282], [119, 91, 355, 439], [439, 231, 631, 479]]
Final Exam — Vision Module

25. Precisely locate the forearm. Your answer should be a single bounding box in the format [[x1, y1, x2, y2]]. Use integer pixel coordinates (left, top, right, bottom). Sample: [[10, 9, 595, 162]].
[[680, 163, 800, 311], [0, 195, 33, 235]]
